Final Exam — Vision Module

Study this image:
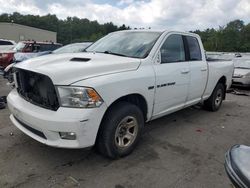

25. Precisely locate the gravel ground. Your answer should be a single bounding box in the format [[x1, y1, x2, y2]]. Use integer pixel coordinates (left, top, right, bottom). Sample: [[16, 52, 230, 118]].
[[0, 77, 250, 188]]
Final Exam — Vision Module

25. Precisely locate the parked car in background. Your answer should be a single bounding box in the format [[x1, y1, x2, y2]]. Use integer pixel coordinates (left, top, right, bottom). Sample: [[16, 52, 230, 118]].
[[53, 42, 92, 54], [3, 42, 92, 83], [14, 42, 92, 62], [0, 41, 62, 69], [7, 30, 234, 158], [14, 51, 52, 63], [206, 52, 235, 60], [0, 48, 15, 70], [14, 41, 62, 53], [0, 39, 16, 51], [233, 59, 250, 87], [0, 39, 16, 70]]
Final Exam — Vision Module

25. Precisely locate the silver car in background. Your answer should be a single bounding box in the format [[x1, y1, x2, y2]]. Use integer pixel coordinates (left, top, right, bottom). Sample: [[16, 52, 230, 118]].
[[233, 58, 250, 87]]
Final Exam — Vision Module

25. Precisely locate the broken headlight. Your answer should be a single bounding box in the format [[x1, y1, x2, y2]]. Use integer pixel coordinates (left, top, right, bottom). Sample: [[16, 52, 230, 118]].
[[56, 86, 103, 108]]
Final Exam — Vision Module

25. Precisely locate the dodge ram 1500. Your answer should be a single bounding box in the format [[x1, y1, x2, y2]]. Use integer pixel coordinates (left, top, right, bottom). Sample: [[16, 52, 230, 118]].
[[7, 30, 234, 158]]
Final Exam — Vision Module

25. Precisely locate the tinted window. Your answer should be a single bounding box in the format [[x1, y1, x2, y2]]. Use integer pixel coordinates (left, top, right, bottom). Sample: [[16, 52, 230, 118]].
[[51, 44, 62, 50], [39, 44, 50, 51], [160, 34, 185, 63], [38, 44, 53, 51], [33, 44, 41, 52], [39, 44, 61, 51], [24, 44, 32, 52], [186, 36, 202, 61], [0, 41, 13, 45]]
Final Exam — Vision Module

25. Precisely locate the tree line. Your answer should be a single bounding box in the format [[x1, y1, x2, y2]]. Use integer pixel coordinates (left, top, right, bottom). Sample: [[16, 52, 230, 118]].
[[0, 13, 249, 52], [193, 20, 250, 52], [0, 12, 130, 44]]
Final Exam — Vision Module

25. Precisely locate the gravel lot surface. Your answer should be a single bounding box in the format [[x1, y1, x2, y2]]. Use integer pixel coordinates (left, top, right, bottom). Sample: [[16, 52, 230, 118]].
[[0, 77, 250, 188]]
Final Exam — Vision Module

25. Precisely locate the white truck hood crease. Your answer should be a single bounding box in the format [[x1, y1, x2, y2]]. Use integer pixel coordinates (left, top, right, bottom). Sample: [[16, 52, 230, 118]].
[[15, 52, 141, 85]]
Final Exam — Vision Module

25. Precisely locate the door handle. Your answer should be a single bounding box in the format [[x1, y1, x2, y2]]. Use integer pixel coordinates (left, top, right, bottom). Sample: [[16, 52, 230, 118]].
[[181, 69, 190, 74], [201, 68, 207, 72]]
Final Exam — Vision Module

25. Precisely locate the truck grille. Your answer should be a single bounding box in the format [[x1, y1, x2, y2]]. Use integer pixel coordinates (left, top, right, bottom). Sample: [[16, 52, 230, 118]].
[[15, 68, 59, 111]]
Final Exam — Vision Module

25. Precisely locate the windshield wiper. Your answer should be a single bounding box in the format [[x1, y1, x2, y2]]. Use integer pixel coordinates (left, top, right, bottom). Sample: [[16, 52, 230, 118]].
[[86, 50, 133, 58], [103, 51, 128, 57]]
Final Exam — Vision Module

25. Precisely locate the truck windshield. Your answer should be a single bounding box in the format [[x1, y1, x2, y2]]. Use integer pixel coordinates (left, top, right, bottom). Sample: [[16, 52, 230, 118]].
[[86, 31, 162, 59]]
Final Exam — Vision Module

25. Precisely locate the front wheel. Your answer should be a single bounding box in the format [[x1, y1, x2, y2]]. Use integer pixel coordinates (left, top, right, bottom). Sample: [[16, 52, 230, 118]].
[[204, 83, 225, 112], [96, 102, 144, 159]]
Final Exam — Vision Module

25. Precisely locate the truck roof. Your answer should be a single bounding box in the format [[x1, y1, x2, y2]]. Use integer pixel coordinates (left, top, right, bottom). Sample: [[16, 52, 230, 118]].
[[113, 29, 200, 38]]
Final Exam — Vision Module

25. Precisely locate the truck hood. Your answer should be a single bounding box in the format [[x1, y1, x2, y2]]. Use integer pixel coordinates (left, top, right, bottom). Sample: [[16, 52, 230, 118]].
[[15, 52, 141, 85]]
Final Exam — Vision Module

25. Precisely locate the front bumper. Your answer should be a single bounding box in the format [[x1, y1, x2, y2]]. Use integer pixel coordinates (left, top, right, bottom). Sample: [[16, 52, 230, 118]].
[[7, 89, 107, 148]]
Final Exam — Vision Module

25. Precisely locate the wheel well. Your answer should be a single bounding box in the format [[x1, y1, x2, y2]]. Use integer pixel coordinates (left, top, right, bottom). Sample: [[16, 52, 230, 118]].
[[108, 94, 148, 121], [218, 76, 227, 99], [218, 76, 226, 85]]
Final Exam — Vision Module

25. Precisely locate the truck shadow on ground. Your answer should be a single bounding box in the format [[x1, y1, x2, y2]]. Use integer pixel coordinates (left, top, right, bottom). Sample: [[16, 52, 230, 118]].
[[12, 104, 214, 166]]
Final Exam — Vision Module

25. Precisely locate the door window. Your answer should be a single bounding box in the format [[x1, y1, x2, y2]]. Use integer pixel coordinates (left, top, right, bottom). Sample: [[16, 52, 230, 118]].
[[33, 44, 41, 52], [160, 34, 185, 63], [186, 36, 202, 61]]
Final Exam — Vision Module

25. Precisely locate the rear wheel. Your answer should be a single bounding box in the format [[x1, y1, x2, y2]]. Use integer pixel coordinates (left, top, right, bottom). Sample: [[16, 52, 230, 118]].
[[204, 83, 225, 112], [96, 102, 144, 159]]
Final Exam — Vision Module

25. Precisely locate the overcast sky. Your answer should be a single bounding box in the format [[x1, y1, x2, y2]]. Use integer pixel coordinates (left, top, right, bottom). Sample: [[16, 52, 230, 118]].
[[0, 0, 250, 31]]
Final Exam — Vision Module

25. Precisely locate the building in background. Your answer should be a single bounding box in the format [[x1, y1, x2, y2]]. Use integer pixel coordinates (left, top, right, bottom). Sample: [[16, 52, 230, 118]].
[[0, 22, 57, 42]]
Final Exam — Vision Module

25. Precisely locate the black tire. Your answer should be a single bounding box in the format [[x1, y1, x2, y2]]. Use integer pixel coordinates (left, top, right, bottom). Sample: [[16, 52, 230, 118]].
[[0, 102, 6, 110], [96, 101, 144, 159], [204, 83, 225, 112], [1, 96, 7, 103]]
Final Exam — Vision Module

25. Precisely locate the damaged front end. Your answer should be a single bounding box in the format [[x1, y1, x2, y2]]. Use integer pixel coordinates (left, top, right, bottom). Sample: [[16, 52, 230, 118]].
[[14, 68, 59, 111]]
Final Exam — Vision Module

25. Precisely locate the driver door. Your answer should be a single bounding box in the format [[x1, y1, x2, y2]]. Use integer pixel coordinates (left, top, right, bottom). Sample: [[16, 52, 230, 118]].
[[152, 34, 190, 118]]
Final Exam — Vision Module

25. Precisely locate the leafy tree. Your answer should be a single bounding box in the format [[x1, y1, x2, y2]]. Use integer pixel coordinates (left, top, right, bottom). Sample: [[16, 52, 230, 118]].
[[0, 13, 249, 51], [194, 19, 250, 52], [0, 12, 130, 44]]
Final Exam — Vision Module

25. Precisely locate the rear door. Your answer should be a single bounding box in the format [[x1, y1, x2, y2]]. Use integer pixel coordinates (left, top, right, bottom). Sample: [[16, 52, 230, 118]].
[[184, 35, 208, 105], [153, 34, 190, 117]]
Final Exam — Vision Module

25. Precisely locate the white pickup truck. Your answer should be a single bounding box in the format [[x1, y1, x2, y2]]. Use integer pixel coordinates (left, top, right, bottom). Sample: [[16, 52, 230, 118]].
[[7, 30, 234, 158]]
